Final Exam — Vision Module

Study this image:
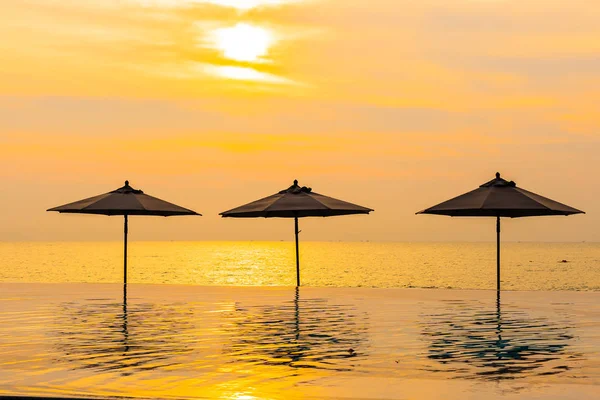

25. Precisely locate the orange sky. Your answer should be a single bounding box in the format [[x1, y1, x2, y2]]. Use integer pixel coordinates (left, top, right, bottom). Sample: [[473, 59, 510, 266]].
[[1, 0, 598, 242]]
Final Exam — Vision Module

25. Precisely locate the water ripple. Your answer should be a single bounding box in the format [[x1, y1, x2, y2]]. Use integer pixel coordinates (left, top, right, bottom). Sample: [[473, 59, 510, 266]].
[[50, 292, 196, 374], [1, 284, 599, 399], [221, 288, 368, 371], [420, 295, 584, 381]]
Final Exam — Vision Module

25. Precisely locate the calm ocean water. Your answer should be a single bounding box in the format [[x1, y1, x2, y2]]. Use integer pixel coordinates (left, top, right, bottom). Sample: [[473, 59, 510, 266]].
[[0, 241, 599, 290], [1, 284, 599, 399], [1, 242, 600, 399]]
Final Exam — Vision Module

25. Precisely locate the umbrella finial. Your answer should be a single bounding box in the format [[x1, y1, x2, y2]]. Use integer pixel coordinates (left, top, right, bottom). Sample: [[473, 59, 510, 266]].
[[294, 179, 298, 186], [125, 180, 129, 186], [495, 172, 500, 179]]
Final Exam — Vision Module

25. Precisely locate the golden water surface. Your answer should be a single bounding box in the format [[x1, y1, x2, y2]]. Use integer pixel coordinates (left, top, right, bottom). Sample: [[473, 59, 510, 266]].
[[1, 242, 599, 398], [0, 241, 598, 290], [0, 284, 599, 399]]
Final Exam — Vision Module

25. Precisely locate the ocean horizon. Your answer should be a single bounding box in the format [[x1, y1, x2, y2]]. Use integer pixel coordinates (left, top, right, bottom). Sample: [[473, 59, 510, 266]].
[[4, 0, 600, 398], [2, 241, 599, 291], [2, 241, 599, 399]]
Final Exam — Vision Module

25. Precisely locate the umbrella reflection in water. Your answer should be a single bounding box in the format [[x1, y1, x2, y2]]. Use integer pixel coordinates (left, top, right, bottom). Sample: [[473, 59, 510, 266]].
[[420, 292, 583, 380], [222, 287, 368, 371], [51, 286, 194, 374]]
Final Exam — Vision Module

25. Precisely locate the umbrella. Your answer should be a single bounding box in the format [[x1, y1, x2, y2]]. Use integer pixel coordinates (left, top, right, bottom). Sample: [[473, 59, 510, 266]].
[[220, 179, 373, 286], [47, 180, 200, 284], [417, 172, 584, 291]]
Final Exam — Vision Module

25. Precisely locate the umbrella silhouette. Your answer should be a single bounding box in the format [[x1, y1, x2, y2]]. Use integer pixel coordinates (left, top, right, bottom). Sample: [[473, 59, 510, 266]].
[[48, 180, 200, 284], [417, 172, 583, 291], [220, 179, 373, 286]]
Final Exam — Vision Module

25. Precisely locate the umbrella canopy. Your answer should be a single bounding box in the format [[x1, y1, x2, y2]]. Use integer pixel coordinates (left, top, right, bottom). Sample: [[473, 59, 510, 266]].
[[48, 181, 200, 284], [220, 180, 373, 218], [417, 172, 584, 290], [48, 181, 199, 216], [220, 180, 373, 286], [417, 172, 583, 218]]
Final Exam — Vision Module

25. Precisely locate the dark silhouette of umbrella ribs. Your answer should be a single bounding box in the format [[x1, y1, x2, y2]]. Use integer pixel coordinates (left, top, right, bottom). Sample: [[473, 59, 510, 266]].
[[418, 172, 583, 291], [220, 180, 373, 286], [48, 181, 200, 284]]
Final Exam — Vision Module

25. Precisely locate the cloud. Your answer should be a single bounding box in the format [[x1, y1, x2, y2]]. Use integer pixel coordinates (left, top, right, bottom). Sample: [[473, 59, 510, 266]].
[[1, 0, 599, 241]]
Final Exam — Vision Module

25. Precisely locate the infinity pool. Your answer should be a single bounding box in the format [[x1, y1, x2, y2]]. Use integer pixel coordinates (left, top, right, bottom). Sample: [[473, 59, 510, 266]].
[[0, 284, 599, 399]]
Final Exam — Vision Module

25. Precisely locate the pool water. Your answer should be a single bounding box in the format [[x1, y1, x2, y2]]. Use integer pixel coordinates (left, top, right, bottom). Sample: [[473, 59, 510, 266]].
[[0, 284, 599, 399]]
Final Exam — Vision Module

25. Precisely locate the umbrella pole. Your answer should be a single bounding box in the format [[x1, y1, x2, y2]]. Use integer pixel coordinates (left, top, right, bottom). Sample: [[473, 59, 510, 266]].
[[295, 217, 300, 287], [496, 216, 500, 292], [124, 214, 128, 285]]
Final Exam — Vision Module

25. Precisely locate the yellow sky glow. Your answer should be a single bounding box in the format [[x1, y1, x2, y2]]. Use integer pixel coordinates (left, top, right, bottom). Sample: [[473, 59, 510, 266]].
[[204, 65, 292, 83], [0, 0, 598, 242]]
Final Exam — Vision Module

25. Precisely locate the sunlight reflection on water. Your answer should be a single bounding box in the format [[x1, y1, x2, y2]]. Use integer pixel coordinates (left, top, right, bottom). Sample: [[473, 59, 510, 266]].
[[420, 295, 582, 380], [221, 287, 368, 371], [0, 284, 598, 399], [1, 242, 599, 291]]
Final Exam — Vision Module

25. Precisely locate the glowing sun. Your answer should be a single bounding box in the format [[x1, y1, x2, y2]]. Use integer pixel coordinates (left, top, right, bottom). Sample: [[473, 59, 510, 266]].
[[212, 23, 273, 63]]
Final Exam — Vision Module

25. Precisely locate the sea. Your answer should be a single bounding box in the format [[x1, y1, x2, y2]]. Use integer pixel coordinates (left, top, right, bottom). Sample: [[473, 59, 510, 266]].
[[0, 241, 598, 290], [1, 241, 599, 399]]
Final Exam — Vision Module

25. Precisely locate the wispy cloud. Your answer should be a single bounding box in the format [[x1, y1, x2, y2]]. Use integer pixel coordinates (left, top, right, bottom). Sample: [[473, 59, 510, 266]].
[[0, 0, 598, 240]]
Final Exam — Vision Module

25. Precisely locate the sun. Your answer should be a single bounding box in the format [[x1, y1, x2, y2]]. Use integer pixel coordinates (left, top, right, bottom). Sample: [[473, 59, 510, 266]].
[[212, 23, 273, 63], [205, 0, 288, 11]]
